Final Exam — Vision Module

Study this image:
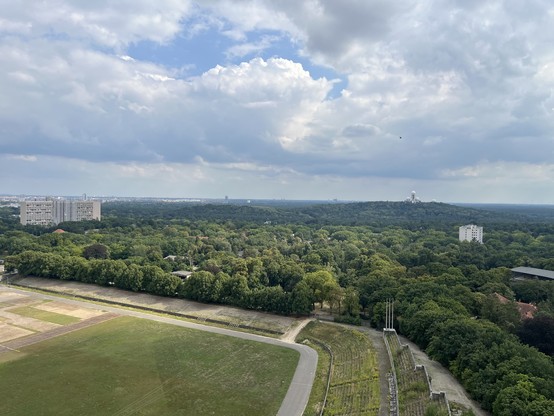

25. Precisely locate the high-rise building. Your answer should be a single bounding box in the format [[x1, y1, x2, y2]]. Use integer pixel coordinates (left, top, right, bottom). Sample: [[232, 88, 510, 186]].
[[459, 224, 483, 244], [20, 198, 101, 226]]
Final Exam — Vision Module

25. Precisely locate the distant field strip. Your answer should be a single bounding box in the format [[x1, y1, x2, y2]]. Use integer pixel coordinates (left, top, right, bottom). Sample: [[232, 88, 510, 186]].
[[0, 316, 299, 416], [298, 322, 380, 416], [7, 305, 81, 325]]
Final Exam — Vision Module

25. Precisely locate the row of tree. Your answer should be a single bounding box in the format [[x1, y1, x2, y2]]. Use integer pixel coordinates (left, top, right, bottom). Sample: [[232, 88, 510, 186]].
[[7, 251, 351, 316]]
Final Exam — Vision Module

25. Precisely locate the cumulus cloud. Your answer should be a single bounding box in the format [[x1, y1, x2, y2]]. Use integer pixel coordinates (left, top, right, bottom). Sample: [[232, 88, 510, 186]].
[[1, 0, 554, 202], [0, 0, 193, 48], [0, 36, 333, 167]]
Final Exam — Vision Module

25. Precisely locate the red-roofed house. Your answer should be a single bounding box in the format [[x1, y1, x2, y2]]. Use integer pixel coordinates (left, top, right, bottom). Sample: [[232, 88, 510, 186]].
[[495, 293, 538, 320]]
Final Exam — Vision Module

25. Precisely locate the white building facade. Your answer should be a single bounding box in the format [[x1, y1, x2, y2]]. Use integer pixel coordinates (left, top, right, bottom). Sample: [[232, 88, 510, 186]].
[[20, 199, 101, 226], [459, 224, 483, 243]]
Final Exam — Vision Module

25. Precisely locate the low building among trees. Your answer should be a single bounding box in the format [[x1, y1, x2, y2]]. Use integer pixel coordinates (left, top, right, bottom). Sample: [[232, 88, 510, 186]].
[[511, 266, 554, 281]]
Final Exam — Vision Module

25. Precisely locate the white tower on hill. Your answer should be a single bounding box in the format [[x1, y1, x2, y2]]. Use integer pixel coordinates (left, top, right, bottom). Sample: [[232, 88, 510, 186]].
[[405, 191, 421, 203]]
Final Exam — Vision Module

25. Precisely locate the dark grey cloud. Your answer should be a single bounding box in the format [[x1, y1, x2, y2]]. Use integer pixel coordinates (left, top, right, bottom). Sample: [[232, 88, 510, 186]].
[[341, 124, 380, 138]]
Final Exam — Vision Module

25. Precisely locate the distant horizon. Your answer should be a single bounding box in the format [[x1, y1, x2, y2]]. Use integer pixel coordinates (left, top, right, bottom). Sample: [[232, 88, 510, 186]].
[[1, 3, 554, 205], [2, 193, 554, 207]]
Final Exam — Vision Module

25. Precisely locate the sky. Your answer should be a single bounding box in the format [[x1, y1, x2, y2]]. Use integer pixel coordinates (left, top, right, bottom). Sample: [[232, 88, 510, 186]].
[[1, 0, 554, 203]]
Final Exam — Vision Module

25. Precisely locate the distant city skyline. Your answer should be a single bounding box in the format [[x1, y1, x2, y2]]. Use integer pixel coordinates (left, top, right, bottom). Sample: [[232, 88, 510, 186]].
[[1, 2, 554, 203], [5, 193, 554, 207]]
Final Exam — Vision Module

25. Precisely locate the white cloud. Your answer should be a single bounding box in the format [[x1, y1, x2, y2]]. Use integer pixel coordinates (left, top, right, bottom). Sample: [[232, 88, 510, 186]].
[[225, 34, 281, 59], [7, 154, 38, 162], [441, 161, 554, 182], [0, 36, 334, 166], [0, 1, 195, 50], [2, 0, 554, 202]]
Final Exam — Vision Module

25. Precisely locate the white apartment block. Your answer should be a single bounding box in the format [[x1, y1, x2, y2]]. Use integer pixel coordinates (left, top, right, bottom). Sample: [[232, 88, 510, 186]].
[[20, 199, 101, 226], [459, 224, 483, 244]]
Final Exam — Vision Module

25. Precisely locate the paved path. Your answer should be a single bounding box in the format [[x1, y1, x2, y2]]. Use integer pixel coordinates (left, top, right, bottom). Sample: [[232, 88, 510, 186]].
[[398, 334, 489, 416], [281, 317, 313, 343], [1, 286, 318, 416]]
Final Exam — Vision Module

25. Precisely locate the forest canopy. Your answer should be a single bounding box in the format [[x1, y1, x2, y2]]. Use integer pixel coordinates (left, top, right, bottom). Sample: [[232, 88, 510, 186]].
[[1, 200, 554, 414]]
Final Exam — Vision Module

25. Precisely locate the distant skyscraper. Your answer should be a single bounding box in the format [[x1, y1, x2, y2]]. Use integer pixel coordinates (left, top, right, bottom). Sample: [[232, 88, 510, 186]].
[[459, 224, 483, 244], [20, 198, 101, 226]]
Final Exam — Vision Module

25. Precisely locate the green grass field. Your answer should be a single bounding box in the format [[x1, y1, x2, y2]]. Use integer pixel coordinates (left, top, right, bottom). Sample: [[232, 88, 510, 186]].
[[298, 322, 380, 416], [0, 316, 299, 416], [8, 305, 81, 325]]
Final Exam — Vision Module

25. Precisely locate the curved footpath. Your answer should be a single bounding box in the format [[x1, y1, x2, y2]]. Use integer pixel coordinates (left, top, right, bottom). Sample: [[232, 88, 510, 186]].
[[1, 286, 318, 416]]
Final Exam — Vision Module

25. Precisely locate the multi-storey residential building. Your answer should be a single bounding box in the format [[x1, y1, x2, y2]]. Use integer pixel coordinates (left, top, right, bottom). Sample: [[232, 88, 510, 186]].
[[459, 224, 483, 243], [19, 200, 54, 226], [20, 199, 101, 226]]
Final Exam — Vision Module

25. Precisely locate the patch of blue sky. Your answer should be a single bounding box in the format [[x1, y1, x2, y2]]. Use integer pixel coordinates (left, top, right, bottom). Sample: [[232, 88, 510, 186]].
[[127, 27, 346, 99], [127, 26, 235, 76]]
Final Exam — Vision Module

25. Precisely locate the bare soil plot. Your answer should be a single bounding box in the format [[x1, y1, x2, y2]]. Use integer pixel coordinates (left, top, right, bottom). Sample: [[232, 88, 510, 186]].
[[0, 313, 119, 353], [0, 292, 29, 303], [33, 301, 105, 319], [0, 288, 117, 346], [0, 309, 60, 332], [0, 323, 34, 343]]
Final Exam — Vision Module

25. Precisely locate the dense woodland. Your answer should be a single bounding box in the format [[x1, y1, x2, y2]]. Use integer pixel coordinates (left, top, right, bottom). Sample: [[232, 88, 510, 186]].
[[1, 200, 554, 415]]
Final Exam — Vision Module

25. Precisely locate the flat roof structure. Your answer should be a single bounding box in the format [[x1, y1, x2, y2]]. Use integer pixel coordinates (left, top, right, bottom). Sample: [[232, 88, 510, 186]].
[[171, 270, 193, 280], [511, 267, 554, 281]]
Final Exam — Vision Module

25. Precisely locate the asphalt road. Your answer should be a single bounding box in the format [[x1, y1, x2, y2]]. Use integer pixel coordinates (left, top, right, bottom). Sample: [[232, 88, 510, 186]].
[[1, 286, 318, 416]]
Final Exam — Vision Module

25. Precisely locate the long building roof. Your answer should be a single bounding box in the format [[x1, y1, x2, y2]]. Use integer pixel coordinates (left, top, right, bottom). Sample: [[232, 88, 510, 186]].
[[511, 266, 554, 280]]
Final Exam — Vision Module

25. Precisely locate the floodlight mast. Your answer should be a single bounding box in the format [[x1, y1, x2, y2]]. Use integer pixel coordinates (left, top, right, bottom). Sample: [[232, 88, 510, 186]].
[[385, 300, 388, 329], [384, 299, 394, 330], [390, 300, 394, 329]]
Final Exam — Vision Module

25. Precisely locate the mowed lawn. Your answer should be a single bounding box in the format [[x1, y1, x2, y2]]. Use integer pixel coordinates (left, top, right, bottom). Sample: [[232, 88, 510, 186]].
[[0, 316, 299, 416]]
